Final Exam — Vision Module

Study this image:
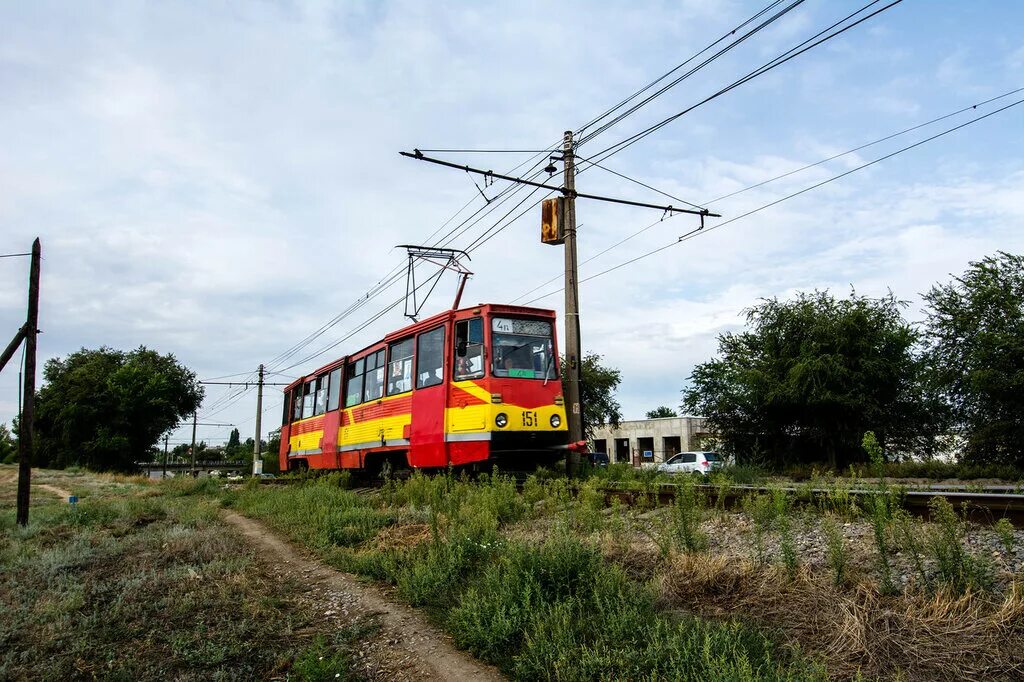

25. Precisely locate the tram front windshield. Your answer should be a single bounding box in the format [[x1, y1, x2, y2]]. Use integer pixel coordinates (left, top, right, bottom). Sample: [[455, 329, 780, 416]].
[[491, 317, 557, 380]]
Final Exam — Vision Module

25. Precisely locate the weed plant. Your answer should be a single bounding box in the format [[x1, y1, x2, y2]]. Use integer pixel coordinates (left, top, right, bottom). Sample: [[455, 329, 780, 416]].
[[862, 489, 896, 594], [994, 517, 1015, 555], [743, 492, 777, 564], [821, 515, 848, 587], [663, 476, 707, 554], [928, 497, 993, 594], [771, 487, 799, 577], [893, 509, 930, 592]]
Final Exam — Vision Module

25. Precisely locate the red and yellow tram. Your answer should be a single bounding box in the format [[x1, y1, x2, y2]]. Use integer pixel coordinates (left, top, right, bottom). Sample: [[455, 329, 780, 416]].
[[279, 304, 570, 474]]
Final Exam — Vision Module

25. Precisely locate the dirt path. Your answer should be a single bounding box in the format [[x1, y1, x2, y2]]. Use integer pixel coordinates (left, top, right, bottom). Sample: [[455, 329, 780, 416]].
[[35, 483, 74, 500], [222, 511, 506, 682]]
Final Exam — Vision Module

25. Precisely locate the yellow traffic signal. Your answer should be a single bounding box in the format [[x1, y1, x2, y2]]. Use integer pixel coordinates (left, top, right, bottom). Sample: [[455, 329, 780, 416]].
[[541, 197, 566, 245]]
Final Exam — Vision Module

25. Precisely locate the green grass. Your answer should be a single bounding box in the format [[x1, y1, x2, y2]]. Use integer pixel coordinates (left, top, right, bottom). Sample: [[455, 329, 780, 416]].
[[224, 472, 822, 681], [0, 469, 368, 680]]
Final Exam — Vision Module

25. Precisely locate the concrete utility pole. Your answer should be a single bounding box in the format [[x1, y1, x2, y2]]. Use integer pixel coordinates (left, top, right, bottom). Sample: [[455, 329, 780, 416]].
[[189, 411, 197, 477], [562, 131, 584, 477], [252, 364, 264, 476], [16, 238, 41, 526]]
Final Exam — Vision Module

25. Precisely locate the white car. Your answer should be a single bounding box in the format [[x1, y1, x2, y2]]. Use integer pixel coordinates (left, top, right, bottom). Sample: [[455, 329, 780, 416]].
[[656, 451, 723, 476]]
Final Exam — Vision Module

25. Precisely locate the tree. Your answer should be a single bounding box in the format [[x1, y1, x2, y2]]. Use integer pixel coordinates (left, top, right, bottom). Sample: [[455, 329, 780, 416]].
[[224, 428, 241, 458], [263, 428, 281, 473], [0, 423, 16, 464], [923, 252, 1024, 464], [34, 346, 204, 472], [563, 352, 622, 440], [646, 406, 678, 419], [683, 291, 923, 469]]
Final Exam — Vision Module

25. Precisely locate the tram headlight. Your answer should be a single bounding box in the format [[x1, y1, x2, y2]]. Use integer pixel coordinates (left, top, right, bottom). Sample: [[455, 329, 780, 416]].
[[550, 414, 561, 428], [495, 413, 508, 428]]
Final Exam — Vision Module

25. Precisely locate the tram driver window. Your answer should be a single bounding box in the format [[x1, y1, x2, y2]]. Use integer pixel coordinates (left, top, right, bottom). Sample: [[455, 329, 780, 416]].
[[416, 326, 444, 389], [453, 318, 484, 380], [292, 386, 303, 422]]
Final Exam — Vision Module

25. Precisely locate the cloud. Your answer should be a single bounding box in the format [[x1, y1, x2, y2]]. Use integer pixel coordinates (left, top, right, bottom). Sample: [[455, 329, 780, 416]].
[[1, 0, 1022, 438]]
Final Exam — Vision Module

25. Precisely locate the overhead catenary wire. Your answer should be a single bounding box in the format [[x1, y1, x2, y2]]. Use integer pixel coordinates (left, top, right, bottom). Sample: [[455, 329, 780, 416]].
[[519, 96, 1024, 305], [511, 87, 1024, 304], [574, 0, 793, 140], [576, 0, 805, 146], [585, 0, 903, 166]]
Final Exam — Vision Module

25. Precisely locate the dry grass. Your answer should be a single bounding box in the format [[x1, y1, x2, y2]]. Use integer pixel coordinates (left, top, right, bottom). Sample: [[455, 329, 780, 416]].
[[371, 522, 432, 551], [656, 553, 1024, 681]]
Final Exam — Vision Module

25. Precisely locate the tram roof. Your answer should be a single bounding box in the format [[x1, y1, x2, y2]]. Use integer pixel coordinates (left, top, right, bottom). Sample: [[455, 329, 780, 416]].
[[282, 303, 555, 391]]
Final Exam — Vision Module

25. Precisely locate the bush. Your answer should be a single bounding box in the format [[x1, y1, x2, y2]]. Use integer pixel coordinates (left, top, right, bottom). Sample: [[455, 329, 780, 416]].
[[447, 536, 818, 680]]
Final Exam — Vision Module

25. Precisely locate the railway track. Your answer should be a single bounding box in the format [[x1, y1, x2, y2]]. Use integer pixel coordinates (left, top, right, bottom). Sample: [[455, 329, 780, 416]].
[[252, 472, 1024, 526], [600, 481, 1024, 526]]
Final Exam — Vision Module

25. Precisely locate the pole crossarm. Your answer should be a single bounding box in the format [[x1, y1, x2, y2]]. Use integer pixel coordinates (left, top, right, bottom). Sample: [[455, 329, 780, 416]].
[[0, 324, 28, 375], [399, 150, 720, 218], [199, 381, 289, 386]]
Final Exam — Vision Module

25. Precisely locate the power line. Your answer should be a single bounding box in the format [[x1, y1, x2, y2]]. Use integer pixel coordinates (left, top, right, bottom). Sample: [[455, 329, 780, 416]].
[[514, 87, 1024, 305], [574, 154, 708, 211], [0, 252, 32, 259], [576, 0, 805, 146], [703, 85, 1024, 205], [586, 0, 903, 165], [414, 148, 552, 153], [520, 96, 1024, 304]]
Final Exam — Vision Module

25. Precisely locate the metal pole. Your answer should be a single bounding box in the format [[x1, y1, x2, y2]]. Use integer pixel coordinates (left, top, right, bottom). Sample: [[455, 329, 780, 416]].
[[162, 433, 168, 479], [562, 131, 583, 477], [16, 238, 40, 526], [190, 411, 197, 477], [252, 364, 263, 476]]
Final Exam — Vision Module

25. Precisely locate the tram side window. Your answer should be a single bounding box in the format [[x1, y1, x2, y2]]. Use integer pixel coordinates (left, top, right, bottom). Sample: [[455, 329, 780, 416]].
[[313, 374, 329, 416], [301, 379, 315, 418], [454, 318, 485, 380], [292, 386, 303, 422], [327, 367, 342, 411], [387, 338, 414, 395], [345, 359, 365, 408], [363, 349, 386, 402], [416, 326, 445, 389]]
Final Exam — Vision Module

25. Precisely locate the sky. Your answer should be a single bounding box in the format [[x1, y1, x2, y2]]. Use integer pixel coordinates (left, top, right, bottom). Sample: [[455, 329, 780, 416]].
[[1, 0, 1022, 450]]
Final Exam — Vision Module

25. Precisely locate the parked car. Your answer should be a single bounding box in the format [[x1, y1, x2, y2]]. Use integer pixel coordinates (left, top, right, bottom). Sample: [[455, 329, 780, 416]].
[[656, 451, 723, 476], [588, 451, 610, 467]]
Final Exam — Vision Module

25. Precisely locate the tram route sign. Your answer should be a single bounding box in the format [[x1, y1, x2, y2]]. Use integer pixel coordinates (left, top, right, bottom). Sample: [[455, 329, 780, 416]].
[[541, 197, 566, 245]]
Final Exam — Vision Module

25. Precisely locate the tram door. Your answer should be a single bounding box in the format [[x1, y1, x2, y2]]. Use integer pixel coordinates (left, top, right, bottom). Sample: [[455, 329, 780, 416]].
[[409, 325, 447, 468]]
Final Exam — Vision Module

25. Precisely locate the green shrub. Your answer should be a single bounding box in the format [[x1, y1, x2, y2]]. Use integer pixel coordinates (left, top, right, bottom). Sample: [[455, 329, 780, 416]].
[[447, 537, 818, 680], [995, 518, 1015, 555]]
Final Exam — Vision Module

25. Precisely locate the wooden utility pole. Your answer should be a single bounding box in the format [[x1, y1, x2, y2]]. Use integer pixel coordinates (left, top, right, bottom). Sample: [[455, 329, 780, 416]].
[[562, 131, 584, 476], [162, 433, 169, 479], [189, 411, 198, 476], [252, 364, 264, 476], [16, 238, 41, 526]]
